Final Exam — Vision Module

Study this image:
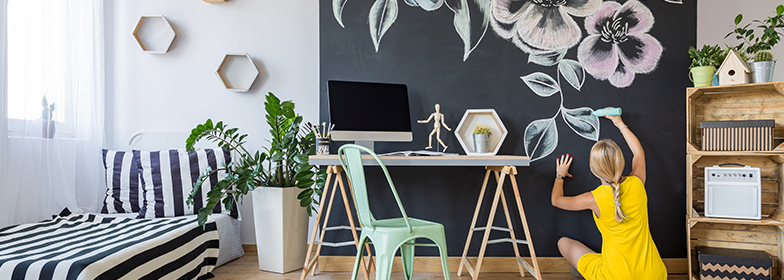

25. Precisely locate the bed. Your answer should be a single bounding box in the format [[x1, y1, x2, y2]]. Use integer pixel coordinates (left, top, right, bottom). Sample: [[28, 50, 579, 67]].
[[0, 131, 244, 280]]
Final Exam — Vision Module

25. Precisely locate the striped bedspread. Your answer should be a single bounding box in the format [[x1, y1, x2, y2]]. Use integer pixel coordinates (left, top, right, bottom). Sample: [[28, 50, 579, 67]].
[[0, 214, 219, 280]]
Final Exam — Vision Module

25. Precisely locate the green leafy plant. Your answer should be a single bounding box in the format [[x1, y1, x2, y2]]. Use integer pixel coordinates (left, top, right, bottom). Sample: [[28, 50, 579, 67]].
[[185, 92, 327, 226], [725, 4, 784, 58], [688, 45, 723, 69], [473, 124, 492, 135]]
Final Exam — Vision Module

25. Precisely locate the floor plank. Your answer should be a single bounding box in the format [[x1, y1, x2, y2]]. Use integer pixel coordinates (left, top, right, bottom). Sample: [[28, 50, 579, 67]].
[[212, 253, 689, 280]]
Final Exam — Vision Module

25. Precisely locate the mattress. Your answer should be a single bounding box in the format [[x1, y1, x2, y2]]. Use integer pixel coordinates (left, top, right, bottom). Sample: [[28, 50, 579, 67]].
[[0, 214, 219, 280], [101, 213, 244, 267]]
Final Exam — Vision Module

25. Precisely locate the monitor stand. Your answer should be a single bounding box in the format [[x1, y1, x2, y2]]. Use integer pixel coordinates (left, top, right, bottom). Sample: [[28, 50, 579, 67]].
[[354, 141, 375, 153]]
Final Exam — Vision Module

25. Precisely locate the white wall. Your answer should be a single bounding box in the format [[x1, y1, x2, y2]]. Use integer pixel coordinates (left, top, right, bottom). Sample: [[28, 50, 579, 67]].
[[105, 0, 319, 244], [698, 0, 784, 82]]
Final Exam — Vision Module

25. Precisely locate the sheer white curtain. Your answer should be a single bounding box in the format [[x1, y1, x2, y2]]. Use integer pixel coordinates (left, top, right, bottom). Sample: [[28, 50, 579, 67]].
[[0, 0, 9, 227], [3, 0, 104, 227]]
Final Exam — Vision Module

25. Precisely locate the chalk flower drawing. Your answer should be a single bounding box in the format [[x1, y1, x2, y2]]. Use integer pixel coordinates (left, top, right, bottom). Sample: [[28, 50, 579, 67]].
[[331, 0, 666, 161], [490, 0, 602, 54], [577, 1, 663, 88]]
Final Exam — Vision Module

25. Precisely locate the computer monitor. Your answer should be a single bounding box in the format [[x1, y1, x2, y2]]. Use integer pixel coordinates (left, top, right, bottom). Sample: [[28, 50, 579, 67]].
[[327, 80, 413, 152]]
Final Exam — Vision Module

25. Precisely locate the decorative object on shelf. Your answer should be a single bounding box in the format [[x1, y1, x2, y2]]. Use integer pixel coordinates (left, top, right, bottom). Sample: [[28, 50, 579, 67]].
[[203, 0, 227, 2], [215, 53, 259, 92], [417, 104, 451, 152], [751, 50, 777, 83], [41, 94, 55, 138], [704, 165, 761, 220], [472, 124, 492, 154], [455, 109, 508, 156], [717, 49, 751, 85], [132, 15, 176, 54], [701, 120, 774, 151], [698, 247, 772, 280], [725, 4, 783, 83], [688, 45, 722, 87], [185, 93, 326, 273]]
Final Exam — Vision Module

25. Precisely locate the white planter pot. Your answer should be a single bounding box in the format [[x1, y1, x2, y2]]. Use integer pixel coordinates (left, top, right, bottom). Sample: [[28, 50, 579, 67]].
[[252, 186, 308, 273]]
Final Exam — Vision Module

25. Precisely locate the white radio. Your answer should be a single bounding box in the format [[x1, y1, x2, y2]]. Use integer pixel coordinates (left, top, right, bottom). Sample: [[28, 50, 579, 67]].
[[704, 165, 761, 220]]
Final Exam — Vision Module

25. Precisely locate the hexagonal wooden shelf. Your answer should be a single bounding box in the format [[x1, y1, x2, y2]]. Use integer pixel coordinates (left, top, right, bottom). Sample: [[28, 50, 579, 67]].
[[454, 109, 508, 156], [216, 53, 259, 92], [132, 15, 176, 54]]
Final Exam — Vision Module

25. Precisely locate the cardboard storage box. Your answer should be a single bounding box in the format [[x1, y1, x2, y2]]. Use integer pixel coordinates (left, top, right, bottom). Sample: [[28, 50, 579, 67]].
[[698, 247, 772, 280], [701, 120, 774, 151]]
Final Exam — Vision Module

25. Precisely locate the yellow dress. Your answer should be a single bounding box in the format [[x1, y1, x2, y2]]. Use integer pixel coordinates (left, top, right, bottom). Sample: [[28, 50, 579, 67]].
[[576, 176, 667, 280]]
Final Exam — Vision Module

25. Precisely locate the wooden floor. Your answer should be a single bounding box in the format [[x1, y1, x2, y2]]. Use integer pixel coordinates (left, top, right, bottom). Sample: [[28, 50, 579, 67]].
[[212, 252, 689, 280]]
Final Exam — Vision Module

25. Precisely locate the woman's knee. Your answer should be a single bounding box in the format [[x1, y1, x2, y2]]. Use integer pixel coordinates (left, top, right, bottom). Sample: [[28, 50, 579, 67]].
[[557, 237, 574, 252]]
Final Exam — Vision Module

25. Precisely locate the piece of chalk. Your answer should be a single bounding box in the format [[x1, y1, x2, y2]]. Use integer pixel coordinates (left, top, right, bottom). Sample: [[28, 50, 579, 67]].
[[592, 108, 622, 116]]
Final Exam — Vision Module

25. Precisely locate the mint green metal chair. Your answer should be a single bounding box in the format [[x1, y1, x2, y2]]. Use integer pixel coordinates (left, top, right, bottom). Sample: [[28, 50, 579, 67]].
[[338, 144, 450, 280]]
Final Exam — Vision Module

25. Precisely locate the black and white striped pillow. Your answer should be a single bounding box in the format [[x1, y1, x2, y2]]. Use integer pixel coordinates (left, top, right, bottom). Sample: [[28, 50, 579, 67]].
[[137, 149, 238, 219], [101, 150, 143, 214]]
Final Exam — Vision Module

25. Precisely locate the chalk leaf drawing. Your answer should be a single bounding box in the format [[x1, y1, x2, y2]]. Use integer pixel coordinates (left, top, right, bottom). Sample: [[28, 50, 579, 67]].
[[521, 66, 599, 161], [448, 0, 492, 61], [577, 0, 663, 88], [521, 72, 560, 97], [562, 107, 600, 141], [490, 0, 602, 54], [370, 0, 400, 52], [332, 0, 350, 27], [405, 0, 444, 11], [558, 59, 585, 91], [528, 49, 567, 67], [524, 118, 558, 162]]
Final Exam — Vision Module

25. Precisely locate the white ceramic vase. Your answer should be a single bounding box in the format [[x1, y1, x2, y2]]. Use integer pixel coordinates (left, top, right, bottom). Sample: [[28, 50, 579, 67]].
[[252, 186, 308, 273]]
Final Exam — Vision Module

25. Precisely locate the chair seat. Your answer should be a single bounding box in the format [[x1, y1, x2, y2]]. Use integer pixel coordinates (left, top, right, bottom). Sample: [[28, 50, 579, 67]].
[[370, 217, 444, 235]]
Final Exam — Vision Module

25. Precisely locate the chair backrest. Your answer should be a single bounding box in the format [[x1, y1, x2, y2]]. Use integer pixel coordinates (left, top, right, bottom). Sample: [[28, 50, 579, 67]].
[[338, 144, 412, 232]]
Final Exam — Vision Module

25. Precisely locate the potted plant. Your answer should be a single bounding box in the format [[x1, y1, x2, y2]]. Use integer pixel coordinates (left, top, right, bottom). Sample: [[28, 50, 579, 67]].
[[472, 124, 492, 153], [725, 4, 784, 83], [185, 92, 326, 273], [41, 94, 55, 138], [688, 44, 722, 87]]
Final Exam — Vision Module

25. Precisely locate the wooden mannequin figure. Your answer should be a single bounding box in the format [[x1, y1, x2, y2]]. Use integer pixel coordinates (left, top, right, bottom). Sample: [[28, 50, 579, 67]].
[[418, 104, 451, 152]]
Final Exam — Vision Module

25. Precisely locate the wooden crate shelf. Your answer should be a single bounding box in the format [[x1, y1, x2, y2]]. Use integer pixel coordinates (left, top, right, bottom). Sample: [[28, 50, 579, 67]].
[[686, 82, 784, 280], [687, 82, 784, 153]]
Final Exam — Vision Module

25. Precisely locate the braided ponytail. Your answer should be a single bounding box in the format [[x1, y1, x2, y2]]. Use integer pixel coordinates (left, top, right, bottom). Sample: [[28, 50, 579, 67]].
[[589, 139, 627, 223]]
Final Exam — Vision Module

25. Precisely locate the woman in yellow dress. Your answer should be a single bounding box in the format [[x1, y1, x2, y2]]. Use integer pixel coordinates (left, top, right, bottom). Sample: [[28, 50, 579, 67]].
[[550, 112, 667, 280]]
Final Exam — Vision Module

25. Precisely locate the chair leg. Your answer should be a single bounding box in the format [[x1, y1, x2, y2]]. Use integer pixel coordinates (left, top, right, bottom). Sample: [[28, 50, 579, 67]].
[[351, 236, 368, 280], [433, 235, 451, 280], [401, 239, 416, 280], [374, 247, 397, 280]]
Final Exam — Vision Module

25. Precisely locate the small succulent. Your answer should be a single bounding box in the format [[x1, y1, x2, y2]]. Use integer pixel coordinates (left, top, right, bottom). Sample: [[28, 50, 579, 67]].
[[473, 124, 492, 135], [754, 50, 775, 62], [41, 95, 56, 120]]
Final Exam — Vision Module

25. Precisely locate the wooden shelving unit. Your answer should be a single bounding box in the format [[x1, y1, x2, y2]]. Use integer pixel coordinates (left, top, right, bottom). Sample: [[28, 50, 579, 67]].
[[686, 82, 784, 280]]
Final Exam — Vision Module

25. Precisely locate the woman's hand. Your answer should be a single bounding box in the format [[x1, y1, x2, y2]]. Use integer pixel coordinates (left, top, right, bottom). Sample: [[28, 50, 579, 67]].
[[556, 154, 573, 178], [601, 107, 626, 129]]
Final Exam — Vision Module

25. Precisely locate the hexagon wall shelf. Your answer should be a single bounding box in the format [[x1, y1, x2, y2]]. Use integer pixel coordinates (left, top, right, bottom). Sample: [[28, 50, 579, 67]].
[[132, 15, 176, 54], [216, 53, 259, 92], [454, 109, 508, 156]]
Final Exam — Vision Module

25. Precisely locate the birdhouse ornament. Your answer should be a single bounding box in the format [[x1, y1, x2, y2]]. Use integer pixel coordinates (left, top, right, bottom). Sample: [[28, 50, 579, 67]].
[[718, 49, 751, 85]]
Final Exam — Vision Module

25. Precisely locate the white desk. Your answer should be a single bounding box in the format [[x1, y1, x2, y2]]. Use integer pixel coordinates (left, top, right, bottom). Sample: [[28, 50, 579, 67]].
[[302, 154, 541, 280]]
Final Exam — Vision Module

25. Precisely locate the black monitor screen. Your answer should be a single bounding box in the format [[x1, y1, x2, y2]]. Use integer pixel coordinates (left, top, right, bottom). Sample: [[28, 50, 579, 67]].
[[328, 80, 412, 132]]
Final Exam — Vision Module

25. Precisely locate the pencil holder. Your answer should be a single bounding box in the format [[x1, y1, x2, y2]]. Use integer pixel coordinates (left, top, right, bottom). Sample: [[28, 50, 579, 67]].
[[316, 137, 330, 155]]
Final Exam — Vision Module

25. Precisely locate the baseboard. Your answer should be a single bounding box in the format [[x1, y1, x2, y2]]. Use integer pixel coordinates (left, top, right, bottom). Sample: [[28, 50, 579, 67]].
[[242, 244, 686, 274]]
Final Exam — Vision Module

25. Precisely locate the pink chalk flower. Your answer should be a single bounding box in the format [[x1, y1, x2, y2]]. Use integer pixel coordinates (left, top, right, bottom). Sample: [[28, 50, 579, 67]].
[[491, 0, 602, 53], [577, 0, 662, 88]]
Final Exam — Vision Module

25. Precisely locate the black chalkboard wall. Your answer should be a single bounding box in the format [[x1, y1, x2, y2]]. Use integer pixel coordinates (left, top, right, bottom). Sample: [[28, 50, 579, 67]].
[[319, 0, 696, 258]]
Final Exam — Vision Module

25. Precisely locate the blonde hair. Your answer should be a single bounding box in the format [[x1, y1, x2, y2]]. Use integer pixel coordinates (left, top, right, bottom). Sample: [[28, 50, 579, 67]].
[[589, 139, 627, 223]]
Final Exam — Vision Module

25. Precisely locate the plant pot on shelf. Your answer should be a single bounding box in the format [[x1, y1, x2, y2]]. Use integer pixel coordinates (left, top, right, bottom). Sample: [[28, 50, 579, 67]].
[[689, 66, 716, 87], [749, 60, 776, 83], [251, 186, 308, 274], [473, 133, 490, 153], [42, 119, 55, 138]]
